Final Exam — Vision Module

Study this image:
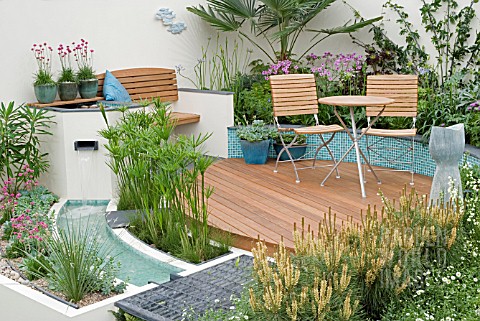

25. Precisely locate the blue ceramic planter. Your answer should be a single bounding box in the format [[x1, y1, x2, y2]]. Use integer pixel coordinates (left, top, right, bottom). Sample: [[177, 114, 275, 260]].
[[78, 79, 98, 99], [240, 140, 270, 164], [34, 84, 57, 104], [273, 143, 307, 161]]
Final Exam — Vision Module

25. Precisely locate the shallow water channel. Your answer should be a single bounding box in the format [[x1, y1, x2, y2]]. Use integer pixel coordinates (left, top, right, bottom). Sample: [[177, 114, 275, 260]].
[[56, 200, 182, 286]]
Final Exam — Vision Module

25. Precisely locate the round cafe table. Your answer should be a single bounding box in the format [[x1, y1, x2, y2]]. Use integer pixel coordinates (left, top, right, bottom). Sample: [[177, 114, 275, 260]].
[[317, 95, 395, 198]]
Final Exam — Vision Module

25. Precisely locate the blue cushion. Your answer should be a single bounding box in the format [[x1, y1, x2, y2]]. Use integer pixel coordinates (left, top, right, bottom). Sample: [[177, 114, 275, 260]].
[[103, 70, 132, 102]]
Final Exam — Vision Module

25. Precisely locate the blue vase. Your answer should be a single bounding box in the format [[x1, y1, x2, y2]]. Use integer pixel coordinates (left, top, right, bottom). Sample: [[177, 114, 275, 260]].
[[273, 143, 307, 161], [78, 79, 99, 99], [240, 140, 270, 164], [34, 84, 57, 104]]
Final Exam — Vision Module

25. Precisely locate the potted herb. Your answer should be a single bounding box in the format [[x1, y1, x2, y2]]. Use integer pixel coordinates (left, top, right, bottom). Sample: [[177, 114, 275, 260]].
[[272, 133, 308, 161], [57, 43, 77, 101], [31, 42, 57, 104], [236, 120, 275, 164], [74, 39, 98, 99]]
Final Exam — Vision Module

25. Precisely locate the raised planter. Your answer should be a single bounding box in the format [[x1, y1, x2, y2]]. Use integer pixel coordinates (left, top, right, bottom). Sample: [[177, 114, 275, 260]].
[[228, 127, 480, 177]]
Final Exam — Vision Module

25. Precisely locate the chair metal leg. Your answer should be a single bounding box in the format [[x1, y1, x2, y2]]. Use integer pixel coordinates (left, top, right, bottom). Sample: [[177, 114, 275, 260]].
[[322, 136, 340, 178], [410, 135, 415, 186], [274, 134, 301, 183]]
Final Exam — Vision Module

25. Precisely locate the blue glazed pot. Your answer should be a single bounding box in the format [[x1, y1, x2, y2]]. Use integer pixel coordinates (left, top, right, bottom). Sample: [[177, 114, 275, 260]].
[[34, 84, 57, 104], [78, 79, 98, 99], [239, 139, 270, 164], [273, 143, 307, 161]]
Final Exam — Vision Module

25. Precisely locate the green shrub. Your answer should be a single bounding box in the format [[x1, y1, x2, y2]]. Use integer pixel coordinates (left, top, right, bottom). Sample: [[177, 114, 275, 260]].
[[100, 99, 230, 263], [36, 218, 125, 302], [236, 120, 275, 142], [0, 102, 53, 194], [247, 186, 462, 320], [236, 81, 273, 125]]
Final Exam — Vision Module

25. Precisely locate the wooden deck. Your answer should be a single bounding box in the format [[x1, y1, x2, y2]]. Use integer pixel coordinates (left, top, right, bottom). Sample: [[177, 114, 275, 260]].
[[205, 158, 432, 251]]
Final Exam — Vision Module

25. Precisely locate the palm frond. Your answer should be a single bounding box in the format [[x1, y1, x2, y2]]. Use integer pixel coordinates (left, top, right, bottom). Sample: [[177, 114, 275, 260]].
[[187, 5, 243, 32], [308, 16, 383, 36], [269, 0, 336, 40], [259, 0, 297, 16], [208, 0, 258, 19]]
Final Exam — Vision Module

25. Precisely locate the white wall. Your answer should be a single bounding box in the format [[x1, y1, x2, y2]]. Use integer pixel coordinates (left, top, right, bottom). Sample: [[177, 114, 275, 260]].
[[173, 89, 234, 158], [0, 0, 214, 103]]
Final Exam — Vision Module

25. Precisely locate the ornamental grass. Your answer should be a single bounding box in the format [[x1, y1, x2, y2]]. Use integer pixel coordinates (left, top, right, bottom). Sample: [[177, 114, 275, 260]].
[[248, 188, 461, 320]]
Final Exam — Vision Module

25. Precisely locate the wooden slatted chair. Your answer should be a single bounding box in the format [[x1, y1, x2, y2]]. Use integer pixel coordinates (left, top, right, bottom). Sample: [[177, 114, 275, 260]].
[[269, 74, 344, 183], [363, 74, 419, 185]]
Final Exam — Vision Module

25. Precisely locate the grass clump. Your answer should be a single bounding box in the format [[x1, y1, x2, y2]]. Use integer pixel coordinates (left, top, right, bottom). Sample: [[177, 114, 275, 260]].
[[99, 99, 230, 263], [35, 219, 126, 303]]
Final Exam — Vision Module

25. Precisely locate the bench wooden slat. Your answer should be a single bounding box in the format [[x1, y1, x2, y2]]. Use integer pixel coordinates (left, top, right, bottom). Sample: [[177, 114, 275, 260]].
[[130, 93, 179, 102], [170, 112, 200, 125], [28, 97, 103, 108]]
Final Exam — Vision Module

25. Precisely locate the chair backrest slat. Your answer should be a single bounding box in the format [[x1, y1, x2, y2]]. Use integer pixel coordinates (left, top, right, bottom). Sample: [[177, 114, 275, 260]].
[[366, 75, 418, 117], [270, 74, 318, 117]]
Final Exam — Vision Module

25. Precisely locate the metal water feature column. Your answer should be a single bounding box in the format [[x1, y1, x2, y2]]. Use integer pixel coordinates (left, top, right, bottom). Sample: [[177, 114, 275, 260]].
[[429, 124, 465, 204]]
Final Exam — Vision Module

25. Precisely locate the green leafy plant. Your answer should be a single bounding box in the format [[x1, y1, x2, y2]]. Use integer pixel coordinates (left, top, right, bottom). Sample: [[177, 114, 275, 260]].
[[236, 81, 273, 125], [246, 185, 462, 320], [20, 253, 51, 281], [111, 309, 144, 321], [100, 99, 230, 263], [0, 102, 53, 194], [272, 133, 307, 145], [176, 34, 252, 91], [33, 218, 125, 303], [187, 0, 381, 62], [236, 120, 275, 142], [31, 42, 56, 86], [57, 43, 76, 83], [74, 39, 96, 80]]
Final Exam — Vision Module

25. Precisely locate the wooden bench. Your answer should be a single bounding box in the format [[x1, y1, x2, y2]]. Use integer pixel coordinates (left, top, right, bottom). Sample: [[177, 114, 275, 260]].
[[29, 67, 200, 126]]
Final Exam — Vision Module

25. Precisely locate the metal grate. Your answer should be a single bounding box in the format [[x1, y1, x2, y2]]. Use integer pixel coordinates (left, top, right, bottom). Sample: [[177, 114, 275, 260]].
[[115, 255, 254, 321]]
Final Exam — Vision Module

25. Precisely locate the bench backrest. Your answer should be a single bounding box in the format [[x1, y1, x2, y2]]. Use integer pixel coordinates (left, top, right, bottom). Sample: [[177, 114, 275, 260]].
[[96, 68, 178, 102]]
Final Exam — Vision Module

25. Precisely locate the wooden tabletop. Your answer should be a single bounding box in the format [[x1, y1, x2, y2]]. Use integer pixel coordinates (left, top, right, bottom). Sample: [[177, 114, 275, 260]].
[[318, 95, 395, 106]]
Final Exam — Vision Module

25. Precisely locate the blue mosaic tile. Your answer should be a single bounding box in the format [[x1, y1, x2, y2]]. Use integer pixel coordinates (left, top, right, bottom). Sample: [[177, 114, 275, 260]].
[[228, 127, 479, 178]]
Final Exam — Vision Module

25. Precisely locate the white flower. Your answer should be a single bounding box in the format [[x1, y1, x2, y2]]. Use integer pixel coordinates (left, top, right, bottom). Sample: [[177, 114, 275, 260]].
[[456, 272, 461, 277], [474, 277, 478, 282], [416, 289, 425, 295]]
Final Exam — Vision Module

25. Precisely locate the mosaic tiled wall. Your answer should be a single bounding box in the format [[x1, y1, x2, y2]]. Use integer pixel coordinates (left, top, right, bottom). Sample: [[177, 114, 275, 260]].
[[228, 127, 480, 177]]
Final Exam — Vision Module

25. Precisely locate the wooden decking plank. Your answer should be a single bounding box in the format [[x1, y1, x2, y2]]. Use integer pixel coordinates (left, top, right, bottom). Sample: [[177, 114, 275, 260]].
[[207, 192, 286, 243], [207, 165, 353, 227], [205, 158, 432, 251], [213, 160, 366, 218], [207, 187, 295, 244], [206, 173, 322, 239]]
